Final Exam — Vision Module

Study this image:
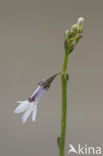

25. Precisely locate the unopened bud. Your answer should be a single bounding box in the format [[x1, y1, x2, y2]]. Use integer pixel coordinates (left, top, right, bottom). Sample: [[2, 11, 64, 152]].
[[78, 34, 82, 39], [65, 30, 70, 36], [77, 17, 84, 27], [71, 24, 77, 32]]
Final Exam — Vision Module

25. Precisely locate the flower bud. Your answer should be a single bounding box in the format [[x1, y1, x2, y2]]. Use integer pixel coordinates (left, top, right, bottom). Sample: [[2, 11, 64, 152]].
[[71, 24, 77, 32], [77, 17, 84, 28], [65, 30, 70, 36]]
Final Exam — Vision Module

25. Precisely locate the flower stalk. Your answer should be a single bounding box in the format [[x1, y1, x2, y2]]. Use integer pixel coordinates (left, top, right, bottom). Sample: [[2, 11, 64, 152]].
[[59, 17, 84, 156]]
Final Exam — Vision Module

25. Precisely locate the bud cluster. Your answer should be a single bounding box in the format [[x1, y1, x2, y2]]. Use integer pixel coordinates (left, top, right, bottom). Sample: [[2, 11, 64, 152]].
[[64, 17, 84, 54]]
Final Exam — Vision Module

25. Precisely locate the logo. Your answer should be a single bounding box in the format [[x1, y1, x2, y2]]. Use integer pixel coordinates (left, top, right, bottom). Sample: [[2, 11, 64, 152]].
[[68, 144, 102, 155]]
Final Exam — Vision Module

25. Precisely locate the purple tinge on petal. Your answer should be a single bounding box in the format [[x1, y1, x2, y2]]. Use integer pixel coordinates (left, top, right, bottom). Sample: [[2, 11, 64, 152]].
[[31, 85, 46, 102], [30, 73, 59, 102]]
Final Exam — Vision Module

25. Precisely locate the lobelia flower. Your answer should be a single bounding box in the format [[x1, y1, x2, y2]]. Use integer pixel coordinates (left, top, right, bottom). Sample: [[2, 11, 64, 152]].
[[14, 73, 59, 123]]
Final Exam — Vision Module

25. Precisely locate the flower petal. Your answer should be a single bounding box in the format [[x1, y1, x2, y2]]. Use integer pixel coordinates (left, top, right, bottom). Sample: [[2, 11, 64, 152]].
[[31, 86, 45, 102], [14, 101, 28, 113], [32, 105, 37, 122], [22, 109, 32, 123]]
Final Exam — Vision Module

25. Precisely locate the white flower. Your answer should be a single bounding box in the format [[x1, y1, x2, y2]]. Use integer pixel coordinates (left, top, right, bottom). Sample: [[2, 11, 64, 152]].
[[14, 73, 60, 123], [14, 85, 46, 123]]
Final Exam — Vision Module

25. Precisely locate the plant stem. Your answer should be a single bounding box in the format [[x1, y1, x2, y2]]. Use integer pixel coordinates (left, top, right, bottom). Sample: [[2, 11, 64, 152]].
[[59, 17, 84, 155], [59, 53, 69, 156], [62, 52, 68, 73]]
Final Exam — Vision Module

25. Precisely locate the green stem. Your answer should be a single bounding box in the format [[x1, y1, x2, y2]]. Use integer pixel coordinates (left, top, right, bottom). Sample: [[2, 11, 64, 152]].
[[58, 18, 83, 155], [62, 52, 68, 73], [59, 53, 69, 156]]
